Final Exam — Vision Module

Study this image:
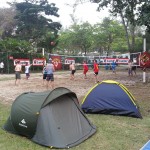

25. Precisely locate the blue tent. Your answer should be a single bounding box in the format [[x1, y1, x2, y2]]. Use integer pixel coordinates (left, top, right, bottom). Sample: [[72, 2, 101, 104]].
[[140, 140, 150, 150], [81, 80, 142, 118]]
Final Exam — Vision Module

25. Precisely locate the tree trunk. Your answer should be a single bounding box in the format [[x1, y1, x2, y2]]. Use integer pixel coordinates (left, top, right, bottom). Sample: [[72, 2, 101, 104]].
[[130, 25, 135, 53], [120, 11, 131, 52]]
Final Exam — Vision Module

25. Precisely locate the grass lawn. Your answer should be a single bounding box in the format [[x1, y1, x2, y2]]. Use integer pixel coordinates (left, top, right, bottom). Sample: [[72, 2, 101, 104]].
[[0, 101, 150, 150]]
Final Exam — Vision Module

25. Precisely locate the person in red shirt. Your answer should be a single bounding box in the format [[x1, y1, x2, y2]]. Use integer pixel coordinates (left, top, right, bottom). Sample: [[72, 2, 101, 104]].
[[83, 61, 88, 79], [93, 59, 99, 83]]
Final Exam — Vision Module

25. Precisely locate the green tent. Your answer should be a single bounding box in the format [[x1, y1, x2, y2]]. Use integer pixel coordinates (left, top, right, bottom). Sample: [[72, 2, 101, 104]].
[[3, 87, 96, 148]]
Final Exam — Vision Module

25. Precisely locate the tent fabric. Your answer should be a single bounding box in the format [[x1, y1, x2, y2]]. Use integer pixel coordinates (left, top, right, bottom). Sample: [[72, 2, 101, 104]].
[[140, 140, 150, 150], [32, 94, 95, 148], [3, 87, 96, 148], [81, 80, 142, 118]]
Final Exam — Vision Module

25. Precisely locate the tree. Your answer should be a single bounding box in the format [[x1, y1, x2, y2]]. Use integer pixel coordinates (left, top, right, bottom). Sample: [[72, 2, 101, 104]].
[[57, 22, 94, 55], [92, 17, 126, 55], [72, 22, 94, 55], [57, 29, 76, 54], [14, 0, 62, 53], [57, 18, 143, 55], [89, 0, 144, 53], [138, 3, 150, 33], [0, 7, 17, 39], [0, 38, 32, 52]]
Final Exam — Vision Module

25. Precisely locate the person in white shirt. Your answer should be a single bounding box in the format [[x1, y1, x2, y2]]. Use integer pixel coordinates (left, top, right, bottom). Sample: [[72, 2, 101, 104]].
[[25, 62, 32, 80], [0, 61, 4, 74]]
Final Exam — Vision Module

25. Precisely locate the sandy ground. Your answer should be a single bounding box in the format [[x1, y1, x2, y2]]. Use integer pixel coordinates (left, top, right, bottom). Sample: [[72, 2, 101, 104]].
[[0, 68, 150, 105]]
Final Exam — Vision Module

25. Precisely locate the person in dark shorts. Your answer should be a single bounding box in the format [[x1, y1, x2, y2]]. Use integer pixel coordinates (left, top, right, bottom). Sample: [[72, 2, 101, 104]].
[[132, 65, 137, 76], [46, 59, 55, 89], [42, 65, 47, 85], [128, 59, 133, 77], [111, 60, 117, 74], [69, 62, 76, 80], [83, 61, 88, 79], [93, 60, 99, 83], [15, 61, 22, 85]]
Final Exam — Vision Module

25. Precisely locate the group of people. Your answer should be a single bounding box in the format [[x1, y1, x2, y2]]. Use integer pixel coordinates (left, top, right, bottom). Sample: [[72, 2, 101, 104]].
[[15, 59, 55, 89], [14, 59, 100, 89], [69, 59, 138, 83], [14, 58, 137, 88], [14, 61, 32, 85], [105, 61, 117, 74], [69, 59, 100, 83], [105, 59, 137, 77]]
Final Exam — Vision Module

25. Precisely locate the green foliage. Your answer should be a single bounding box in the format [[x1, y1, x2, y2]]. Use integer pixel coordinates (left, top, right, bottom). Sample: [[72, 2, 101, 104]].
[[57, 30, 75, 54], [92, 17, 126, 54], [57, 17, 144, 55], [58, 22, 94, 55], [0, 38, 32, 52], [138, 3, 150, 33], [14, 0, 62, 53], [0, 7, 17, 39], [71, 22, 94, 55], [37, 31, 59, 53], [90, 0, 145, 52]]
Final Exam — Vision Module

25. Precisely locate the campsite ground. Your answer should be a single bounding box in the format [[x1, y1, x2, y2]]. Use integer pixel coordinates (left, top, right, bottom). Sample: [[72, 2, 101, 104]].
[[0, 67, 150, 150]]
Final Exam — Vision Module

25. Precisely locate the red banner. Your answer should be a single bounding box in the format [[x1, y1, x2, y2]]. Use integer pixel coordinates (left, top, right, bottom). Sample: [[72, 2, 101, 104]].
[[9, 56, 13, 60], [51, 56, 62, 70], [140, 52, 150, 68]]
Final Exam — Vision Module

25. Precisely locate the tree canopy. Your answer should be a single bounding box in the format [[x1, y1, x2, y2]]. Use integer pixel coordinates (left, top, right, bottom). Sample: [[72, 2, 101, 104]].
[[138, 3, 150, 33], [0, 0, 146, 54], [88, 0, 148, 52], [0, 0, 62, 53], [0, 7, 17, 39], [57, 17, 143, 55], [14, 0, 62, 52]]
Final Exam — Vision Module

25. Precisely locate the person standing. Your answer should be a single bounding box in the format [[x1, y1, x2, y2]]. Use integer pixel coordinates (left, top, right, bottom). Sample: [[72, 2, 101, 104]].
[[111, 60, 117, 74], [83, 61, 88, 79], [131, 62, 137, 76], [128, 59, 133, 77], [105, 63, 109, 70], [46, 59, 55, 89], [93, 60, 99, 83], [69, 62, 76, 80], [0, 61, 4, 74], [42, 65, 47, 85], [15, 61, 22, 85], [25, 62, 32, 80]]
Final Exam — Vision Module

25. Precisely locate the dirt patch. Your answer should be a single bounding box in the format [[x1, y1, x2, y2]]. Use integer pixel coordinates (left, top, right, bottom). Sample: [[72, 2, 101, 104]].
[[0, 69, 150, 107]]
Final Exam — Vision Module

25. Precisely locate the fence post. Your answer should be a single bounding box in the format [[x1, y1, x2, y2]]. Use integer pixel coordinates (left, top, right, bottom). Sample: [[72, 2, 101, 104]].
[[42, 48, 44, 57]]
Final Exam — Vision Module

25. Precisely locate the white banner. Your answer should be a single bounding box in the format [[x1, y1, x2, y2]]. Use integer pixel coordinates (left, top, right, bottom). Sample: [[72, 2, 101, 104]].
[[14, 59, 30, 66]]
